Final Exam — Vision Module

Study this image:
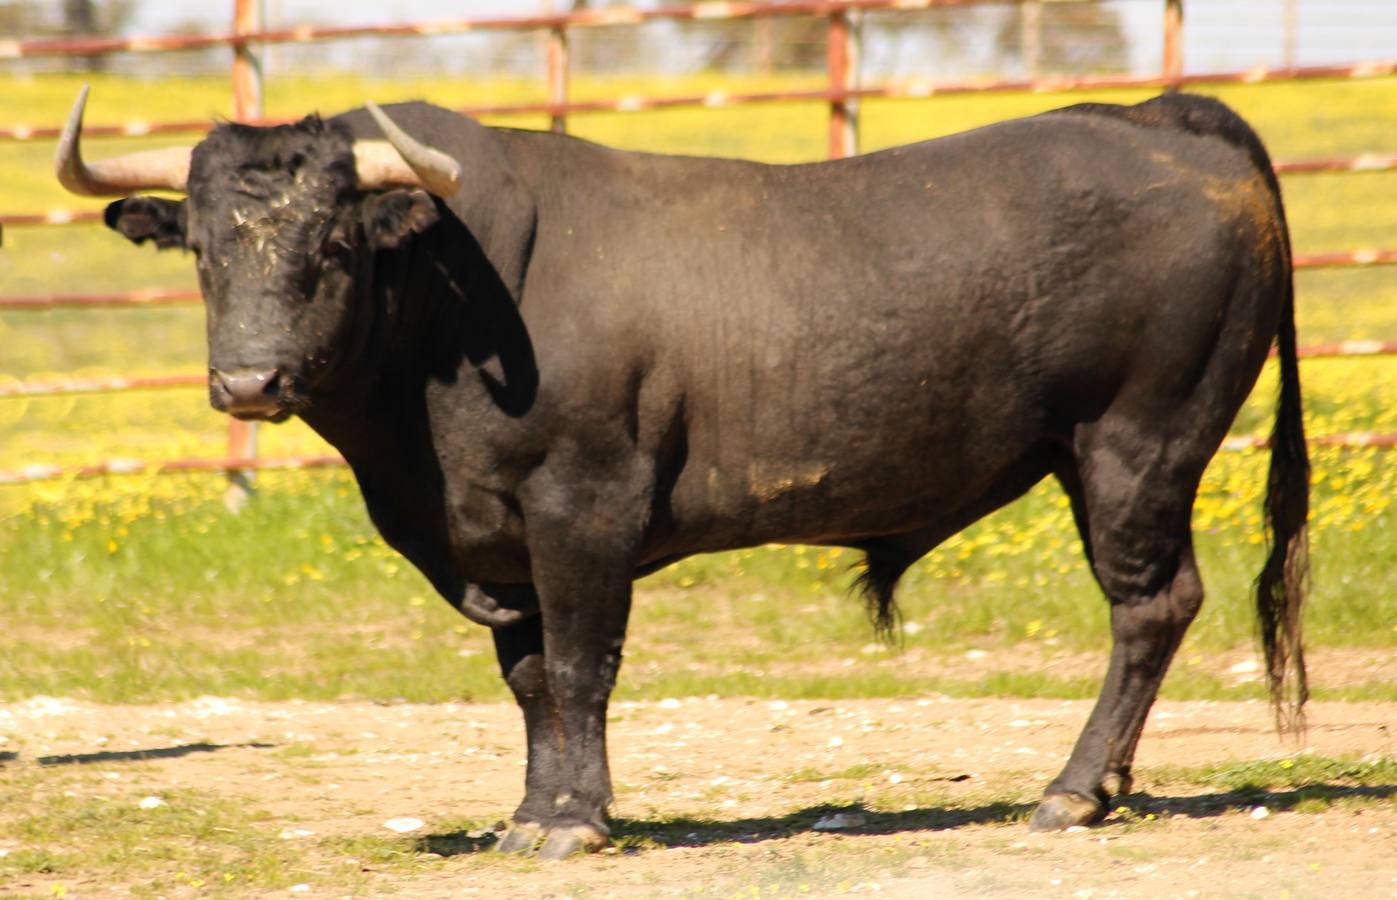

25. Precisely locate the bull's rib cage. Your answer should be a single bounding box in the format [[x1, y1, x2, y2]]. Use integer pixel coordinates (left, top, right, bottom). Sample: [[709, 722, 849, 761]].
[[2, 0, 1395, 487]]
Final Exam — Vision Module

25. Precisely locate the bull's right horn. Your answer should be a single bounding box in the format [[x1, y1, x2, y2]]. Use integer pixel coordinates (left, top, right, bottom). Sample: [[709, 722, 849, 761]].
[[55, 84, 192, 197]]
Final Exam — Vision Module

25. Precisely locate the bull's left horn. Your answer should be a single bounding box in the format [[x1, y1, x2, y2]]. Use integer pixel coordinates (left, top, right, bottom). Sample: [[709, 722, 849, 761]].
[[354, 102, 461, 198], [56, 84, 192, 196]]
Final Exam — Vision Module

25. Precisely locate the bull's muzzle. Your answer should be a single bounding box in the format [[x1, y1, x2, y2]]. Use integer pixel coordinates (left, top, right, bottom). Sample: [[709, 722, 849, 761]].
[[210, 367, 286, 420]]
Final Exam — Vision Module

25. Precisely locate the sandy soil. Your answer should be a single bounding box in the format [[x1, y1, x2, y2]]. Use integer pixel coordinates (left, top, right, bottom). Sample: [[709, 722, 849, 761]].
[[1, 695, 1392, 898]]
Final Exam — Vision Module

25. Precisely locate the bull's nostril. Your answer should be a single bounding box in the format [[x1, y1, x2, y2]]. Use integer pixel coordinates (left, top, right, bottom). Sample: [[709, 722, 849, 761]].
[[211, 367, 284, 415]]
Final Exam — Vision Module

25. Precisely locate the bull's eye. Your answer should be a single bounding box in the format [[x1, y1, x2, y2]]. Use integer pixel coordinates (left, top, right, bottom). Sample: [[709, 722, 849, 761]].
[[323, 236, 354, 268]]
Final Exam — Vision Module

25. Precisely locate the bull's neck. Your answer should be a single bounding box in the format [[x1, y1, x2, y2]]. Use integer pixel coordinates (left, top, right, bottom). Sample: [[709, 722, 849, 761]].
[[302, 202, 538, 448]]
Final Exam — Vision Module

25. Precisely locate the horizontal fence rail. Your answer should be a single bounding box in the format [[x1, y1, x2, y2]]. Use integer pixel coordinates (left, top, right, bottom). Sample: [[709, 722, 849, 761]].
[[0, 210, 103, 226], [0, 373, 205, 398], [1271, 152, 1397, 175], [0, 0, 1148, 62], [0, 289, 200, 309], [5, 60, 1396, 147], [1291, 340, 1397, 359], [1293, 249, 1397, 269], [1222, 434, 1397, 452], [0, 455, 346, 486]]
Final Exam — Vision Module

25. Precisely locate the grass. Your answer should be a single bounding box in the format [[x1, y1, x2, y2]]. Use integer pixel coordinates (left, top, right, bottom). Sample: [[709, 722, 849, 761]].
[[1148, 755, 1397, 794], [0, 768, 483, 896], [0, 457, 1393, 703], [1123, 755, 1397, 820], [1, 72, 1396, 705], [0, 774, 320, 895]]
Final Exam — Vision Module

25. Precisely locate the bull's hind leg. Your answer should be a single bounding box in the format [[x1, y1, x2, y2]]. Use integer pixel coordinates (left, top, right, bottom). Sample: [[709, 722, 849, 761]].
[[1030, 432, 1206, 831]]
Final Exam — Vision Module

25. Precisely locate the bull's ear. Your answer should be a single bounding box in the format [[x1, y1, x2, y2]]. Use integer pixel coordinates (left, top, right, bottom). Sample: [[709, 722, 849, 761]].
[[362, 188, 439, 250], [104, 196, 187, 250]]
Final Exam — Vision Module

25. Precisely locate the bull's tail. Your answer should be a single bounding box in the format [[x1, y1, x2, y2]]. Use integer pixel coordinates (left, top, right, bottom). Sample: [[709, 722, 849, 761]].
[[1256, 255, 1310, 735], [854, 548, 906, 644]]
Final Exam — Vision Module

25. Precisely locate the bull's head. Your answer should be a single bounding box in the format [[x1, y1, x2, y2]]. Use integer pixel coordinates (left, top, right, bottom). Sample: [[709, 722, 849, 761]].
[[56, 86, 462, 422]]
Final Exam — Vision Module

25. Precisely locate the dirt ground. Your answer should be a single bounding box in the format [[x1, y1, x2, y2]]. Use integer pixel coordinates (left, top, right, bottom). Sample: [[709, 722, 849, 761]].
[[1, 695, 1393, 898]]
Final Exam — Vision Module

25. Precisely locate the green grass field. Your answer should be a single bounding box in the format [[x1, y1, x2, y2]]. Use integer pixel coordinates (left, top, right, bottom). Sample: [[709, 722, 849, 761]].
[[1, 72, 1395, 705]]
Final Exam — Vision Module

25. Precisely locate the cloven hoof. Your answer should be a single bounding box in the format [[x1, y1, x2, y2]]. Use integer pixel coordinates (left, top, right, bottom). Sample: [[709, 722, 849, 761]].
[[537, 825, 610, 861], [1099, 771, 1134, 798], [1028, 792, 1105, 832], [495, 822, 544, 854]]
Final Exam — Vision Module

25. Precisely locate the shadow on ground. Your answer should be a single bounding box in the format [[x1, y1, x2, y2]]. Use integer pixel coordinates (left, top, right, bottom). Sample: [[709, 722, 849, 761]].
[[35, 741, 276, 766], [415, 799, 1034, 857], [417, 829, 506, 856], [1128, 782, 1396, 818], [416, 781, 1396, 857]]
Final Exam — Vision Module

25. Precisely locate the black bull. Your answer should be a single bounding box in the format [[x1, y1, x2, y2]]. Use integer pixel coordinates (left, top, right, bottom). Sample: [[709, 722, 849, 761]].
[[68, 91, 1309, 858]]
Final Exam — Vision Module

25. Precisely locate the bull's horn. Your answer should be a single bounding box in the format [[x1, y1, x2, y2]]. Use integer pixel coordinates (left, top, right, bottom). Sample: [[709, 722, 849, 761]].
[[354, 102, 461, 198], [55, 84, 192, 197]]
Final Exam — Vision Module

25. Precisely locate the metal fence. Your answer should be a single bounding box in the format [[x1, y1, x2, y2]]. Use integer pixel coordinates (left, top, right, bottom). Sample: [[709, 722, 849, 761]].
[[0, 0, 1394, 488]]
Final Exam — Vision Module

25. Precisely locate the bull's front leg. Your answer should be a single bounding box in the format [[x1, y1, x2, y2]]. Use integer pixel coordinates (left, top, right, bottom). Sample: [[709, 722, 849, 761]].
[[526, 513, 637, 860], [490, 608, 565, 855]]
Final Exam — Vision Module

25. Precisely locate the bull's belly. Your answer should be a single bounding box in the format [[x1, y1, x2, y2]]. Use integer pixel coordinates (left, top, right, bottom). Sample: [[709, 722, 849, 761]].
[[652, 415, 1050, 557]]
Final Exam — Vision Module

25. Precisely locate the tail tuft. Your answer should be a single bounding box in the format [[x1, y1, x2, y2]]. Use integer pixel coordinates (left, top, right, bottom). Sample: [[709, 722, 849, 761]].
[[1256, 246, 1310, 736], [853, 551, 906, 644]]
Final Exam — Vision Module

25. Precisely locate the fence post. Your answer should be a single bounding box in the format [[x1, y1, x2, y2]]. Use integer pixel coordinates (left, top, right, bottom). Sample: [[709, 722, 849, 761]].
[[547, 23, 570, 134], [232, 0, 263, 121], [226, 0, 263, 512], [1022, 1, 1042, 80], [756, 14, 774, 74], [1162, 0, 1184, 89], [826, 9, 861, 160], [1283, 0, 1297, 70]]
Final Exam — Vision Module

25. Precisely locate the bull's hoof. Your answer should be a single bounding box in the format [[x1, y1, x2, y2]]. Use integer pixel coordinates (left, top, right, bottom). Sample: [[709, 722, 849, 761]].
[[537, 824, 609, 861], [1100, 771, 1134, 798], [1028, 792, 1104, 832], [495, 822, 544, 854]]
